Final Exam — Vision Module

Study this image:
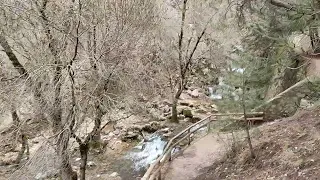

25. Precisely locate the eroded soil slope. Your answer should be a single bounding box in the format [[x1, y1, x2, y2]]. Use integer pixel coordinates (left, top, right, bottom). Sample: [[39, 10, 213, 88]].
[[196, 108, 320, 180]]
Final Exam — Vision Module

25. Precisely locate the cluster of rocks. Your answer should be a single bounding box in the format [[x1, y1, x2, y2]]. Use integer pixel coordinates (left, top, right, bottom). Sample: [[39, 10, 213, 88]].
[[120, 121, 169, 142], [119, 88, 219, 142]]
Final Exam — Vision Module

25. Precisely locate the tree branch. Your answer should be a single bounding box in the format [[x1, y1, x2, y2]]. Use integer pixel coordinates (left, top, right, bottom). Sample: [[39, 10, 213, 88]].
[[0, 36, 28, 78], [269, 0, 296, 10]]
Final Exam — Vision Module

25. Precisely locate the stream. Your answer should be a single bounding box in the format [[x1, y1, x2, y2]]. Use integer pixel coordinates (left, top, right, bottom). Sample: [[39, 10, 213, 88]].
[[113, 121, 211, 179], [111, 134, 167, 180]]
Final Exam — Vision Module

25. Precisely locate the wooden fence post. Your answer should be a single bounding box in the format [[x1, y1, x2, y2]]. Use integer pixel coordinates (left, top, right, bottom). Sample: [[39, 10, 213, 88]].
[[207, 117, 211, 133], [188, 129, 191, 145]]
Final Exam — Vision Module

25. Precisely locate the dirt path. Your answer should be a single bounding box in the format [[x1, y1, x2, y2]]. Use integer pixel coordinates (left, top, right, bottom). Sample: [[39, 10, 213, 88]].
[[164, 133, 230, 180]]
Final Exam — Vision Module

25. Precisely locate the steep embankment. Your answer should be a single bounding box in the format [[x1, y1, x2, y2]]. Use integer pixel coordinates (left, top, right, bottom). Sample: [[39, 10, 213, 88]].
[[196, 108, 320, 180]]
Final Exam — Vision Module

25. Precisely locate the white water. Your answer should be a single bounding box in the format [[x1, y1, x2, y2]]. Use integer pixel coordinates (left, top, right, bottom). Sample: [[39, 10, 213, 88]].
[[126, 134, 167, 171]]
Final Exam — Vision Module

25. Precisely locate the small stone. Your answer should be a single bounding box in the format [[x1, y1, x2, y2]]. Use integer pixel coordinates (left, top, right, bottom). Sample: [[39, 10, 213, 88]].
[[110, 172, 119, 177], [108, 132, 115, 137], [75, 158, 81, 162], [114, 129, 120, 135], [87, 161, 96, 167], [190, 89, 199, 98], [160, 127, 170, 133]]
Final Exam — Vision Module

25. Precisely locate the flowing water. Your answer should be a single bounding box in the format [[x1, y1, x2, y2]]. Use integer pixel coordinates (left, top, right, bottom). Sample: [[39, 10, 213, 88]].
[[126, 134, 167, 171], [112, 134, 167, 179], [114, 121, 210, 179]]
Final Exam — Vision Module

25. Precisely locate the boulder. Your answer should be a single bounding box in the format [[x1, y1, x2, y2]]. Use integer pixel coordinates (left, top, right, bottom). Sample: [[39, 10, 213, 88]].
[[110, 172, 119, 177], [114, 129, 121, 135], [163, 132, 173, 138], [180, 92, 192, 100], [131, 125, 143, 132], [189, 116, 202, 123], [162, 99, 172, 106], [182, 109, 193, 118], [210, 104, 219, 112], [195, 106, 209, 114], [121, 131, 139, 142], [166, 114, 185, 121], [158, 116, 167, 121], [162, 105, 171, 113], [159, 127, 170, 133], [179, 100, 195, 107], [1, 152, 17, 164], [149, 108, 163, 121], [190, 89, 200, 98], [142, 121, 161, 133]]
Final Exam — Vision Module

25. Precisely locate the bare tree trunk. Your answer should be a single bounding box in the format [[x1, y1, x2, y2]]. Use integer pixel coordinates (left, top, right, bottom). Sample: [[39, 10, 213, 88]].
[[57, 131, 78, 180], [171, 98, 179, 123], [310, 0, 320, 53], [79, 143, 89, 180], [241, 73, 255, 159], [10, 110, 30, 164], [15, 134, 28, 164], [91, 104, 103, 148]]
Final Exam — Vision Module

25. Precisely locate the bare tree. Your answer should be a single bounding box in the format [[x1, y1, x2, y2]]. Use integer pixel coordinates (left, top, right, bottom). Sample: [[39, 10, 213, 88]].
[[1, 0, 160, 179], [155, 0, 218, 123]]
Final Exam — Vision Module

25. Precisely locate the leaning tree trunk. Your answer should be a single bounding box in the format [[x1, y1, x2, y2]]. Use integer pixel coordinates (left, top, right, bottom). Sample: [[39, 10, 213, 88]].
[[263, 53, 302, 120]]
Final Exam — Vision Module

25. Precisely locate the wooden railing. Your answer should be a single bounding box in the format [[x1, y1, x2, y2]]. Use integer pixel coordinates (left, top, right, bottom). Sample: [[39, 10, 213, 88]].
[[141, 112, 264, 180]]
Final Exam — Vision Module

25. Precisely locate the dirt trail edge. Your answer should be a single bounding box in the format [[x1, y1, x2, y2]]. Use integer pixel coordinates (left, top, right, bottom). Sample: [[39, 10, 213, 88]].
[[164, 133, 230, 180]]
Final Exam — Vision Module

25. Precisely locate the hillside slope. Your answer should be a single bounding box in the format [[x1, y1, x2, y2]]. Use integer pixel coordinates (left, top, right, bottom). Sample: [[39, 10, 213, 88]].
[[196, 108, 320, 180]]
